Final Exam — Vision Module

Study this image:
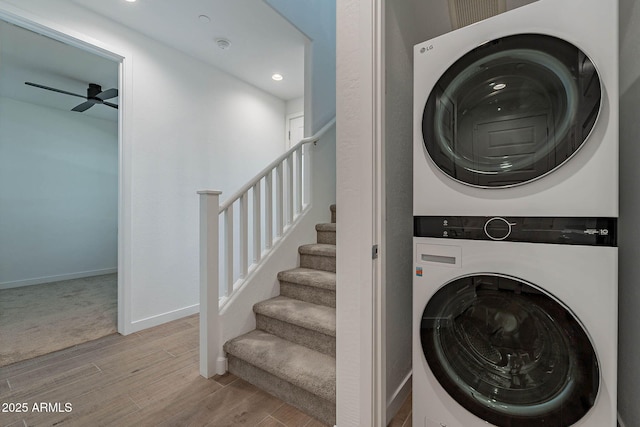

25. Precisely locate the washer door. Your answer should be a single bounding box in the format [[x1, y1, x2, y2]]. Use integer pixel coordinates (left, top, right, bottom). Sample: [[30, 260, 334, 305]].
[[421, 34, 601, 187], [420, 274, 599, 426]]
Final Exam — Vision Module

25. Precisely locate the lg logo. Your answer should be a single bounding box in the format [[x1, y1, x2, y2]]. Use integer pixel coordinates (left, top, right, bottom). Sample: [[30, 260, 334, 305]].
[[420, 44, 434, 53]]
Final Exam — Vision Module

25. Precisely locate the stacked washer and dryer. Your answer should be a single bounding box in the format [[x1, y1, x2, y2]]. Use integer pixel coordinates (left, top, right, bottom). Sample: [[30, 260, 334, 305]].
[[412, 0, 618, 426]]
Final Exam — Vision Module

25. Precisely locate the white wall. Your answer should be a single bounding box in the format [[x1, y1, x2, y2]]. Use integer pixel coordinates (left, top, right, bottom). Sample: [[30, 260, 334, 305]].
[[263, 0, 336, 134], [0, 97, 117, 288], [618, 0, 640, 424], [286, 96, 304, 116], [0, 0, 286, 332]]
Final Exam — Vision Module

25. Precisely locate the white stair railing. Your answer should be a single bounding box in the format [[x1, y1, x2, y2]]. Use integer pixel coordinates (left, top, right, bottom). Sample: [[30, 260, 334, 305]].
[[198, 117, 336, 378]]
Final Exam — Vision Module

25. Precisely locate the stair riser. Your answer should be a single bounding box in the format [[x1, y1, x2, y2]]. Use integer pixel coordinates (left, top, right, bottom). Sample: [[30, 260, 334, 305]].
[[256, 314, 335, 357], [317, 230, 336, 245], [300, 254, 336, 273], [280, 282, 335, 308], [228, 356, 336, 426]]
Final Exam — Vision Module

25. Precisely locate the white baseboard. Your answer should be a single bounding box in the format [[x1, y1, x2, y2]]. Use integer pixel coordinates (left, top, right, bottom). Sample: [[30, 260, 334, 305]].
[[0, 267, 118, 290], [386, 371, 412, 425], [127, 303, 199, 334]]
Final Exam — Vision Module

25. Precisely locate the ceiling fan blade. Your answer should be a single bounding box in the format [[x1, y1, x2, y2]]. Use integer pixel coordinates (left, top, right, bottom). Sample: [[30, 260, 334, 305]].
[[103, 102, 119, 109], [25, 82, 86, 99], [72, 101, 94, 112], [96, 88, 118, 100]]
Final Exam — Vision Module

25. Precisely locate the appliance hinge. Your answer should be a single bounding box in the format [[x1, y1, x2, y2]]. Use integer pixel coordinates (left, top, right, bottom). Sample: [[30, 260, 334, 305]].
[[372, 244, 379, 259]]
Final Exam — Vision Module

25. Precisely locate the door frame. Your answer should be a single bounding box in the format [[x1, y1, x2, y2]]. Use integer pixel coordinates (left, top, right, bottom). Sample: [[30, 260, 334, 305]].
[[0, 1, 134, 334], [336, 0, 386, 424]]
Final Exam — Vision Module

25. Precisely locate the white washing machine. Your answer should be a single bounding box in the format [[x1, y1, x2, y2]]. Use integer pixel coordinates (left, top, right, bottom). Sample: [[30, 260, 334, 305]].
[[412, 216, 617, 426], [413, 0, 618, 217]]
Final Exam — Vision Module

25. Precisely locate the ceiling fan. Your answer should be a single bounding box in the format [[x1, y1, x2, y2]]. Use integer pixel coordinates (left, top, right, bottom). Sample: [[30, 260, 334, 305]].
[[24, 82, 119, 112]]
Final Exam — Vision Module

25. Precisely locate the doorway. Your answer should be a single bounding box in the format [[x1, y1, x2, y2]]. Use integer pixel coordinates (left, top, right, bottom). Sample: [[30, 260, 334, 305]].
[[286, 111, 305, 149], [0, 17, 123, 365]]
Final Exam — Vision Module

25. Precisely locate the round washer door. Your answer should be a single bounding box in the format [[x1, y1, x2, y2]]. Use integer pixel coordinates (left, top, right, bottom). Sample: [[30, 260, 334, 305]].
[[420, 274, 599, 426], [421, 34, 601, 187]]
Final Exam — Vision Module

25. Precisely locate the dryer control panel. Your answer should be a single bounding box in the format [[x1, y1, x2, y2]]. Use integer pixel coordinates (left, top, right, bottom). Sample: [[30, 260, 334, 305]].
[[414, 216, 617, 247]]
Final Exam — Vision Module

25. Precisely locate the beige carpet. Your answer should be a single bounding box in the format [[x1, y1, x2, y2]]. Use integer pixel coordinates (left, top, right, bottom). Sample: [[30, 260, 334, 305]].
[[0, 273, 117, 367]]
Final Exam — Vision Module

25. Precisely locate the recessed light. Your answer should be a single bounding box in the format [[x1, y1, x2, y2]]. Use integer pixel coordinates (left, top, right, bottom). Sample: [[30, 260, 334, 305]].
[[125, 0, 136, 3], [198, 15, 211, 23], [272, 73, 283, 81], [493, 83, 506, 90]]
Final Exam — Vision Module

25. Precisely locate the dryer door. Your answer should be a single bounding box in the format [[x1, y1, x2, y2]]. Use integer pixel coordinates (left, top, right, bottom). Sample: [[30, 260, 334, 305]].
[[420, 274, 599, 426], [421, 34, 601, 187]]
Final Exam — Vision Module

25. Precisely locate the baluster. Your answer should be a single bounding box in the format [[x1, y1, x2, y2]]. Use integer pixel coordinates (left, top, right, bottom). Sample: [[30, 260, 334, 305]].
[[295, 147, 303, 214], [265, 171, 273, 248], [239, 193, 248, 278], [276, 163, 284, 237], [224, 204, 234, 296], [303, 143, 311, 206], [253, 182, 261, 263], [286, 153, 293, 225]]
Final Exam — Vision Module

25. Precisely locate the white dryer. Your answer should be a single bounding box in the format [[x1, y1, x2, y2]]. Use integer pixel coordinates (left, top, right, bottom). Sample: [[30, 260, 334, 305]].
[[412, 216, 617, 426], [413, 0, 618, 217]]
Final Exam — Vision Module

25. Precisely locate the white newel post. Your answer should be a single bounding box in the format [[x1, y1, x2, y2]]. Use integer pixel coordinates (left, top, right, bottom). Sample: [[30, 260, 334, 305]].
[[197, 190, 225, 378]]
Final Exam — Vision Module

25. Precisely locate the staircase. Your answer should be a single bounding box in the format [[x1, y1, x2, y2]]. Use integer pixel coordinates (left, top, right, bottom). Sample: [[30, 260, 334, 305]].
[[223, 204, 337, 425]]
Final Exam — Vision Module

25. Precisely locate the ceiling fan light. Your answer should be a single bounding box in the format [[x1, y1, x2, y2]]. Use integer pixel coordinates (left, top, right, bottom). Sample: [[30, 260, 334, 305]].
[[25, 81, 118, 112]]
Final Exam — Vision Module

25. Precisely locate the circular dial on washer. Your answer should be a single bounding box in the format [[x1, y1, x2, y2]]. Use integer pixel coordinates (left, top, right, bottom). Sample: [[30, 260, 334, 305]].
[[421, 34, 602, 188], [484, 217, 513, 240]]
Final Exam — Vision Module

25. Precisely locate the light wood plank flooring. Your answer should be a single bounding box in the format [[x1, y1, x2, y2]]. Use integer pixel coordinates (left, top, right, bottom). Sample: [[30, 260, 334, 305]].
[[1, 313, 413, 427], [0, 314, 330, 426]]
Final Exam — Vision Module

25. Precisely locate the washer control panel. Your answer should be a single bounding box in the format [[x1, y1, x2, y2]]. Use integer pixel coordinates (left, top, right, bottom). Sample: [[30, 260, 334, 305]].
[[414, 216, 617, 247]]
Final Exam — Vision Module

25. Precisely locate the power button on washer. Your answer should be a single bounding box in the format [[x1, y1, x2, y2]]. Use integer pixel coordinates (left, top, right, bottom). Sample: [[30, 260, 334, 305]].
[[484, 217, 516, 241]]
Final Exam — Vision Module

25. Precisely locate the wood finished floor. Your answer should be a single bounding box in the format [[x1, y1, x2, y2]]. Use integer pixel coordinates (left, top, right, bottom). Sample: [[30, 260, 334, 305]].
[[1, 313, 412, 427], [0, 315, 330, 427]]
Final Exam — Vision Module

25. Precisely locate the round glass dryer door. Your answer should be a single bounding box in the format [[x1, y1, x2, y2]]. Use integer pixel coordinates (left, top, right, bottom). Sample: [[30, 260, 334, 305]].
[[421, 34, 601, 187], [420, 275, 599, 426]]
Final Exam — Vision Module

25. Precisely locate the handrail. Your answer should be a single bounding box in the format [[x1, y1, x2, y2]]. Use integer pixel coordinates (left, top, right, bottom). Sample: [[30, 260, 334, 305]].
[[219, 117, 336, 212]]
